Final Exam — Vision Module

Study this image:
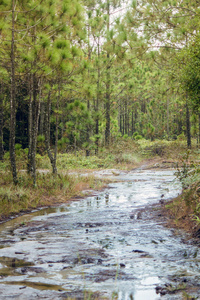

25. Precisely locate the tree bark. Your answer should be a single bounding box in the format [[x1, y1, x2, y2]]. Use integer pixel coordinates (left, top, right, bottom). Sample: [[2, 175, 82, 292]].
[[186, 100, 191, 149], [199, 113, 200, 148], [86, 99, 90, 157], [27, 75, 41, 185], [119, 100, 122, 134], [0, 84, 4, 161], [54, 85, 60, 173], [166, 97, 169, 138], [44, 91, 57, 174], [95, 38, 100, 155], [39, 102, 45, 136], [105, 1, 110, 147], [131, 111, 134, 136], [10, 0, 17, 184], [125, 99, 128, 135]]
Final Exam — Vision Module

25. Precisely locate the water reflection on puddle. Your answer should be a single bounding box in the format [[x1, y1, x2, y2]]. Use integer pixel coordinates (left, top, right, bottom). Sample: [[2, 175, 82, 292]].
[[133, 289, 159, 300], [0, 169, 199, 300]]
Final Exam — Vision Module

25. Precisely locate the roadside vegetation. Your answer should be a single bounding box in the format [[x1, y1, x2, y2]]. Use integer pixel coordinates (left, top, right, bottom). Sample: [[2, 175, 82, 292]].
[[164, 150, 200, 239]]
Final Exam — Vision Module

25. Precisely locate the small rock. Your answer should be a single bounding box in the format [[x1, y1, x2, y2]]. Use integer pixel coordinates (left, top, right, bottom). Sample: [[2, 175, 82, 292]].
[[151, 240, 158, 244], [160, 290, 166, 295], [155, 286, 162, 293], [132, 250, 145, 253], [87, 258, 94, 264], [97, 259, 103, 265]]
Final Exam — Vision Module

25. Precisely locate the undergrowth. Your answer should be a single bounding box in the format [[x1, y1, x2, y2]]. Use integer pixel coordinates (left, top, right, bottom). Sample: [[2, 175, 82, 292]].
[[165, 150, 200, 236], [0, 171, 104, 220]]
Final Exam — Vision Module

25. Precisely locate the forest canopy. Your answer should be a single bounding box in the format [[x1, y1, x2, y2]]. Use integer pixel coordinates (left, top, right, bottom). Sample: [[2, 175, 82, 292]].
[[0, 0, 200, 184]]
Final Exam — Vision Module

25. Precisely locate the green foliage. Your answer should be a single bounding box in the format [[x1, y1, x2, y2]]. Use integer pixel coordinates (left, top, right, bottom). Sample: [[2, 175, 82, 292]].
[[177, 35, 200, 108], [58, 137, 69, 152], [57, 153, 113, 169], [37, 135, 45, 143], [15, 143, 22, 151], [1, 0, 199, 186], [132, 132, 142, 140], [175, 151, 197, 189], [0, 160, 10, 171], [55, 39, 70, 49], [135, 135, 142, 140]]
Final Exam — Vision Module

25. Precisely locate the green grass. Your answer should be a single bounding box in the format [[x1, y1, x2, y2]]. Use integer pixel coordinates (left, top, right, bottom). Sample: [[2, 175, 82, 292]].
[[0, 170, 105, 220]]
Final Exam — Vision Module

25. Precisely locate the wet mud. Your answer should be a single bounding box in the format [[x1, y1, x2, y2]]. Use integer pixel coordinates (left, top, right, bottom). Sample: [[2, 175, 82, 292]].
[[0, 169, 200, 299]]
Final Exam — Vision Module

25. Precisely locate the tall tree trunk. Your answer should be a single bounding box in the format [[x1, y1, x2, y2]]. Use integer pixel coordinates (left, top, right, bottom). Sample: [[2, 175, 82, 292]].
[[131, 111, 134, 136], [54, 84, 60, 173], [199, 113, 200, 148], [95, 38, 100, 155], [28, 74, 33, 174], [28, 76, 41, 185], [122, 107, 125, 136], [125, 99, 128, 135], [10, 0, 17, 184], [127, 101, 129, 136], [119, 100, 122, 134], [166, 97, 169, 138], [44, 91, 57, 174], [86, 99, 90, 157], [186, 99, 191, 149], [0, 84, 4, 161], [39, 102, 45, 136], [105, 1, 110, 146], [86, 26, 91, 157]]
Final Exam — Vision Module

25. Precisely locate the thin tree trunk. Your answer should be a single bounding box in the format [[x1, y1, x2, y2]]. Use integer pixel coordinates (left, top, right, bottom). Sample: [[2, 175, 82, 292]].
[[95, 38, 100, 155], [131, 111, 134, 136], [127, 101, 129, 136], [122, 114, 124, 135], [27, 74, 33, 174], [199, 113, 200, 149], [53, 84, 60, 173], [10, 0, 17, 184], [86, 99, 90, 157], [28, 76, 41, 185], [186, 99, 191, 149], [44, 91, 57, 174], [105, 1, 110, 147], [166, 97, 169, 138], [0, 84, 4, 161], [125, 99, 128, 135], [119, 100, 122, 134], [86, 27, 91, 157], [39, 102, 45, 135]]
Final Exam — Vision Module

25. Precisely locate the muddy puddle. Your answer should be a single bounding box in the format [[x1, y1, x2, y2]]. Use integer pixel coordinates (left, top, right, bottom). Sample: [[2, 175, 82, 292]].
[[0, 169, 200, 299]]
